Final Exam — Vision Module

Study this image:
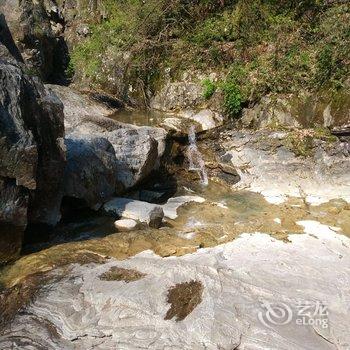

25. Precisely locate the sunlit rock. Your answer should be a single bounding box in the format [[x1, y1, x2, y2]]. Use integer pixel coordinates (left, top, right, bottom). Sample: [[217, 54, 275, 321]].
[[104, 198, 164, 228], [114, 219, 139, 232]]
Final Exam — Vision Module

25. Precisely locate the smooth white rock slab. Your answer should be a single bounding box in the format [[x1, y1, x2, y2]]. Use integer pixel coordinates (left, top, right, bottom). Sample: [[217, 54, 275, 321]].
[[2, 221, 350, 349]]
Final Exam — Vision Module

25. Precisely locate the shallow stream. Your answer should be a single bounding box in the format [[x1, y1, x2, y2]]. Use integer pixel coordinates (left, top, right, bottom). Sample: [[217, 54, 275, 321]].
[[0, 119, 349, 288]]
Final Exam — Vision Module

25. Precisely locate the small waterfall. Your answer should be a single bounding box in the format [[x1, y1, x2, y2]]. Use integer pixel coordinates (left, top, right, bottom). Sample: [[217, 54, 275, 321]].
[[187, 125, 208, 186]]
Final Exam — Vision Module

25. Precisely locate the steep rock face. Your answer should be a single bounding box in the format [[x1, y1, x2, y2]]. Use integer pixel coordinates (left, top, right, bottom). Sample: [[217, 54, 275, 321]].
[[0, 28, 65, 263], [150, 81, 204, 112], [0, 180, 28, 263], [2, 226, 350, 349]]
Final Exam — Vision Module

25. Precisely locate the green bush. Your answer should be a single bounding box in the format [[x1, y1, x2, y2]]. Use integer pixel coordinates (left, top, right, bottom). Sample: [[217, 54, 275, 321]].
[[202, 78, 217, 100], [221, 80, 242, 118]]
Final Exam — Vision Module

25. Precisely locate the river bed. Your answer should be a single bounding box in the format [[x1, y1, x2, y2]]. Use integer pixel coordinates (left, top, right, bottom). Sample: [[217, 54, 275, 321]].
[[0, 111, 349, 349]]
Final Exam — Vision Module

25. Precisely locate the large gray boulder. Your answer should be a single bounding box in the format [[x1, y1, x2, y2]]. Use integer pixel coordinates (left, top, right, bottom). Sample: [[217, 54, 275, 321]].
[[0, 27, 65, 263], [150, 81, 204, 112], [49, 84, 169, 195], [64, 136, 118, 209]]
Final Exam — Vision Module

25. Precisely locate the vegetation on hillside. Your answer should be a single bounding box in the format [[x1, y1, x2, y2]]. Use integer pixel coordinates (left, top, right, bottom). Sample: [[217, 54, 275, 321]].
[[70, 0, 350, 115]]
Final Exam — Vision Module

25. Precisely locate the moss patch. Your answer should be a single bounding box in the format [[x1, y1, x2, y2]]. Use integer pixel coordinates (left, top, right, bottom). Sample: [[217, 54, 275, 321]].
[[283, 127, 337, 157], [165, 280, 203, 322], [99, 267, 146, 283]]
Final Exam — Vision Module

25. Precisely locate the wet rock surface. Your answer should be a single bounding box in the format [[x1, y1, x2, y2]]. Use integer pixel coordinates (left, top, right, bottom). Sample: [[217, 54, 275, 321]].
[[162, 196, 206, 220]]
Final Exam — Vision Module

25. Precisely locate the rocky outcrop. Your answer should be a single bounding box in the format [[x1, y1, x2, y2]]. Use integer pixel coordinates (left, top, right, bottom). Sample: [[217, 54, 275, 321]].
[[2, 223, 350, 349], [151, 73, 225, 134], [50, 85, 169, 198], [151, 80, 204, 112], [46, 84, 117, 133], [241, 92, 350, 130], [0, 28, 65, 263], [219, 129, 350, 205]]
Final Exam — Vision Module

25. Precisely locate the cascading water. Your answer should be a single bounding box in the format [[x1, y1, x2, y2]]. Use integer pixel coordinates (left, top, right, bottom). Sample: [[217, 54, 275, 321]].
[[187, 125, 209, 186]]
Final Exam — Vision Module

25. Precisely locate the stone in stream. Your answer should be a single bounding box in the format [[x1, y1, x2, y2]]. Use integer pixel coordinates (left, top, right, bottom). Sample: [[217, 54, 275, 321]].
[[104, 196, 206, 228], [114, 219, 139, 232], [104, 198, 164, 228], [161, 109, 224, 136], [0, 22, 65, 262], [178, 109, 224, 131]]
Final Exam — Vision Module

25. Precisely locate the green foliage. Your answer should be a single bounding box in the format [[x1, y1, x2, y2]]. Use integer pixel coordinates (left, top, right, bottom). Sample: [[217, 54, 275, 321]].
[[202, 78, 217, 100], [70, 0, 349, 104], [284, 130, 315, 157], [190, 12, 237, 46], [314, 5, 350, 89], [221, 80, 242, 118]]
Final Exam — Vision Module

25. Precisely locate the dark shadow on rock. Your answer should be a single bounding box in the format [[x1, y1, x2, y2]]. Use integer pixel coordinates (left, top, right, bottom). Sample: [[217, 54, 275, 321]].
[[49, 36, 71, 85], [90, 92, 125, 110]]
